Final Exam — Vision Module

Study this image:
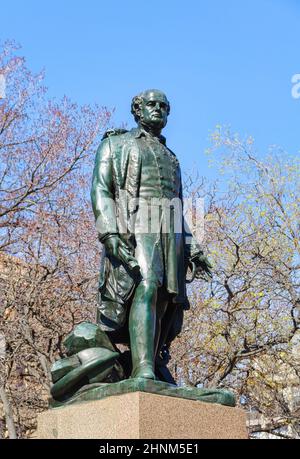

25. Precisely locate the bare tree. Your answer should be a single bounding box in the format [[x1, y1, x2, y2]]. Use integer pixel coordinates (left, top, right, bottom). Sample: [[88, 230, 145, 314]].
[[0, 41, 111, 438], [171, 127, 300, 439]]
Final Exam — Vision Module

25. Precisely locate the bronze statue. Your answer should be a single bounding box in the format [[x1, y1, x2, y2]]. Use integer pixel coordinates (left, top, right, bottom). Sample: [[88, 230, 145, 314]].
[[49, 90, 237, 408], [90, 89, 211, 380]]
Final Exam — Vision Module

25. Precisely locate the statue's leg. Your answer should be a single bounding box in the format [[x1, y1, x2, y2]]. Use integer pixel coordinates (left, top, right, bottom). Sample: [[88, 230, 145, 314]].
[[154, 296, 169, 359], [129, 279, 158, 379]]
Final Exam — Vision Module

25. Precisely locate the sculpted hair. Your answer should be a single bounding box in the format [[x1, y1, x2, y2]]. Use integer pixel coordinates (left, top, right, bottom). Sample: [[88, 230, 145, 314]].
[[131, 90, 170, 123]]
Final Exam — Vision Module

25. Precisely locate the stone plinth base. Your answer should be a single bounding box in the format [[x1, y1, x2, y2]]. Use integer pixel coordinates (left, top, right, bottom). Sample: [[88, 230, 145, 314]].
[[36, 392, 248, 439]]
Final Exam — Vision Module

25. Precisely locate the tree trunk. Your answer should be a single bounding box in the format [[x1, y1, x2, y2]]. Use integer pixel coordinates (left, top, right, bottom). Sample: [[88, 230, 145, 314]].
[[0, 386, 17, 439]]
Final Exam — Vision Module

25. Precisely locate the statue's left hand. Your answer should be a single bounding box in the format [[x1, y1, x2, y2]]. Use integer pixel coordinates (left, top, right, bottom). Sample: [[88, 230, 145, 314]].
[[189, 254, 213, 281]]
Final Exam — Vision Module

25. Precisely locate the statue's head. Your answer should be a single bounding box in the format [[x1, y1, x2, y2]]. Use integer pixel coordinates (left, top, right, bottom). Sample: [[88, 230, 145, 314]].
[[131, 89, 170, 131]]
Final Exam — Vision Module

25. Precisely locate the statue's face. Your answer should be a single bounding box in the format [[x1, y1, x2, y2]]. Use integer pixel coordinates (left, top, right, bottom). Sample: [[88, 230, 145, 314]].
[[139, 91, 169, 130]]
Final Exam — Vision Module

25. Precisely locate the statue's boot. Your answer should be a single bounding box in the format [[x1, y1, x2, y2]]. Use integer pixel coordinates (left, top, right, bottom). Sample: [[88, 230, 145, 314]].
[[129, 280, 157, 379], [154, 297, 169, 359]]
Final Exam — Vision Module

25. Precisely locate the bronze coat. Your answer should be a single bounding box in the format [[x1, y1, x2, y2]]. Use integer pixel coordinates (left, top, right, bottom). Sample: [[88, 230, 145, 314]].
[[91, 128, 202, 344]]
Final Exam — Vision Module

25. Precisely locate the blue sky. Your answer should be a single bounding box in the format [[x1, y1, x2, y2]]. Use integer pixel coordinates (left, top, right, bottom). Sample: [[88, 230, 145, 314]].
[[1, 0, 300, 177]]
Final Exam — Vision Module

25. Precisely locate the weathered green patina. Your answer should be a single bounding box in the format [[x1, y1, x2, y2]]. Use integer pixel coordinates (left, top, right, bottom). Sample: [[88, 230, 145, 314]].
[[90, 89, 212, 380], [50, 378, 235, 408], [49, 90, 234, 408], [50, 323, 124, 402]]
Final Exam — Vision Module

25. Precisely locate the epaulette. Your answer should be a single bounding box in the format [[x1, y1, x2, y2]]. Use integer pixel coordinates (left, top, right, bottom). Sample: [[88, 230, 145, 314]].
[[101, 128, 128, 140]]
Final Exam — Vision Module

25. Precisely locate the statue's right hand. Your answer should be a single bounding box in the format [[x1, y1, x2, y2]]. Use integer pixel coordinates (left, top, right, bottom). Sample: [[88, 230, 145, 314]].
[[104, 235, 140, 274], [103, 235, 120, 259]]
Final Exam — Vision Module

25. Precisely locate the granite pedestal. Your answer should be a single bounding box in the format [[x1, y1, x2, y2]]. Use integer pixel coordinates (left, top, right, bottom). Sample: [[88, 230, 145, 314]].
[[36, 385, 248, 439]]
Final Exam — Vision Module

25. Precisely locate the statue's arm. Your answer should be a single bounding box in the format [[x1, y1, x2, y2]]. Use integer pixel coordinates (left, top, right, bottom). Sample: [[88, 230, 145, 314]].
[[91, 138, 118, 242], [183, 220, 212, 279], [179, 176, 212, 279], [183, 220, 203, 260], [178, 176, 203, 259]]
